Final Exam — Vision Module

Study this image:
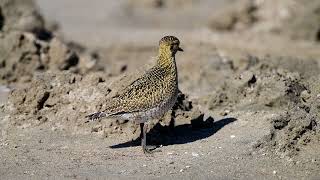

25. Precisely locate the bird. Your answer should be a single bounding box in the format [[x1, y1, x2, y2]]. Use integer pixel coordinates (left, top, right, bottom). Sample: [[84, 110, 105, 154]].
[[86, 36, 183, 154]]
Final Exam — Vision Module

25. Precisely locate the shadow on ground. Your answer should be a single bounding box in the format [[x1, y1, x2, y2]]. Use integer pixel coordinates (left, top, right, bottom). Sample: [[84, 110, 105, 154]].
[[110, 116, 237, 149]]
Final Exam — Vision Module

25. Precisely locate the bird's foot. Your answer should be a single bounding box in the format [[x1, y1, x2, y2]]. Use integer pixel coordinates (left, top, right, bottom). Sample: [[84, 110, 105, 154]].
[[85, 112, 106, 122], [143, 145, 161, 154]]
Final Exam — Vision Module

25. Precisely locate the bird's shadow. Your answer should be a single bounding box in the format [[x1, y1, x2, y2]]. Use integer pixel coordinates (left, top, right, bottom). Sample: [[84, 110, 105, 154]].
[[110, 115, 237, 149]]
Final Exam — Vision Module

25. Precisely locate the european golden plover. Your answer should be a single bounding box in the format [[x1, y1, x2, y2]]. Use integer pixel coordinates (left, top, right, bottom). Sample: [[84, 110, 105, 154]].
[[86, 36, 183, 154]]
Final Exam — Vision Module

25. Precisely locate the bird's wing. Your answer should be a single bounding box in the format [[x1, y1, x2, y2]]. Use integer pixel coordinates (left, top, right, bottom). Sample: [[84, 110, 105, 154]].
[[107, 57, 157, 98], [103, 66, 168, 115]]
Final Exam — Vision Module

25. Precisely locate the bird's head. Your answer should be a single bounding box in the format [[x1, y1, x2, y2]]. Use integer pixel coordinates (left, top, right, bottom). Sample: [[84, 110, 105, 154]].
[[159, 36, 183, 57]]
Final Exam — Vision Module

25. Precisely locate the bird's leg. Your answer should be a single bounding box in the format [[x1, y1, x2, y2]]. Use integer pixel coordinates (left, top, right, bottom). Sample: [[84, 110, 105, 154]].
[[140, 122, 157, 154]]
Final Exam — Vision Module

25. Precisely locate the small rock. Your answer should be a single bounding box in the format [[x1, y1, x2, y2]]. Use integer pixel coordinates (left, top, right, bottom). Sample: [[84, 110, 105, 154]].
[[230, 135, 236, 138], [167, 152, 174, 155], [224, 109, 231, 115], [300, 90, 311, 101], [191, 152, 199, 157]]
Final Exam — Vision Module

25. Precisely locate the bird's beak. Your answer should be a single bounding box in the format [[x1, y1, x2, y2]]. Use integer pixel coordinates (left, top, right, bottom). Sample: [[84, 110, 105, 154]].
[[178, 47, 184, 52]]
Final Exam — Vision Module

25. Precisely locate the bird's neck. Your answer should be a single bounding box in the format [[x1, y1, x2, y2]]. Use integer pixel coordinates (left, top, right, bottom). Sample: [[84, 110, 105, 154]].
[[157, 50, 179, 90], [157, 51, 176, 71]]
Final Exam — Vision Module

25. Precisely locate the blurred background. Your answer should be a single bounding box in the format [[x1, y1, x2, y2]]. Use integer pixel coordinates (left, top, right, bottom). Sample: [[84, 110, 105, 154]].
[[36, 0, 230, 46], [35, 0, 320, 47]]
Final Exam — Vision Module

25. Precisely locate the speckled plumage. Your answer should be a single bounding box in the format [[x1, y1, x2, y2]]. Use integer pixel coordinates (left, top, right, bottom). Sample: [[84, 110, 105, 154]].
[[104, 56, 178, 121], [86, 36, 183, 153]]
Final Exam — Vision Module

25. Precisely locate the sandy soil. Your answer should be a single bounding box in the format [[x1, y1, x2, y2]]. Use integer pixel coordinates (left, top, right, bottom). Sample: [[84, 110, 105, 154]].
[[0, 0, 320, 179]]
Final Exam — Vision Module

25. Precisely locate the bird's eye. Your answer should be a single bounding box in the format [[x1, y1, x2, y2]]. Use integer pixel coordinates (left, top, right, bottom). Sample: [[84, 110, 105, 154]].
[[170, 43, 178, 50]]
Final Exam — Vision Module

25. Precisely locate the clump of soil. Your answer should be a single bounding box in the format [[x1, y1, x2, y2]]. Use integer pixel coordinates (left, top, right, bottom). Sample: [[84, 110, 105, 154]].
[[0, 32, 100, 84], [254, 0, 320, 41], [209, 0, 320, 42], [0, 0, 102, 85], [0, 0, 44, 33], [195, 55, 320, 156], [0, 0, 56, 41], [255, 74, 320, 157], [259, 108, 319, 157], [208, 0, 258, 31]]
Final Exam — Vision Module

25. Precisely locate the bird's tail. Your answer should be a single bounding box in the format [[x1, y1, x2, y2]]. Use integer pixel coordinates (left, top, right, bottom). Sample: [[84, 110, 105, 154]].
[[85, 112, 107, 121]]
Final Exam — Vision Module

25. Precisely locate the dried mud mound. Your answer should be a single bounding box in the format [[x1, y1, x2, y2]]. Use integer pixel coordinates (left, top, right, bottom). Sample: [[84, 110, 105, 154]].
[[209, 0, 320, 41], [0, 32, 99, 84], [0, 0, 44, 33], [199, 57, 315, 112], [258, 108, 319, 157], [0, 0, 100, 85], [4, 72, 206, 142], [208, 0, 258, 31], [255, 75, 320, 157], [197, 56, 320, 156], [5, 72, 108, 130]]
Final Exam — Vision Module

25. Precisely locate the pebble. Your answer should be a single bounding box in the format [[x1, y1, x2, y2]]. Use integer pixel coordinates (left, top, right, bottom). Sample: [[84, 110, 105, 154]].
[[273, 170, 277, 175], [230, 135, 235, 138], [191, 152, 199, 157], [179, 166, 191, 173], [0, 142, 9, 146]]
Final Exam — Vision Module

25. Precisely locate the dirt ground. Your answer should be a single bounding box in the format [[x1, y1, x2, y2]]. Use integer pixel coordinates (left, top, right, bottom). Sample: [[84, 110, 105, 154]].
[[1, 0, 320, 179]]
